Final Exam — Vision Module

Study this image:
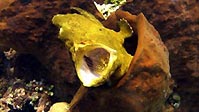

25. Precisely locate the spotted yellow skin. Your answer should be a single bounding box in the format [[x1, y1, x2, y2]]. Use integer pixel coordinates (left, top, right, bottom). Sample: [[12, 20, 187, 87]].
[[52, 8, 133, 87]]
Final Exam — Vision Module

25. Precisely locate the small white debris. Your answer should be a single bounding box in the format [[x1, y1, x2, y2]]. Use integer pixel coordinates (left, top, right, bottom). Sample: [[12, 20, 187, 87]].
[[3, 48, 16, 60], [94, 0, 126, 19]]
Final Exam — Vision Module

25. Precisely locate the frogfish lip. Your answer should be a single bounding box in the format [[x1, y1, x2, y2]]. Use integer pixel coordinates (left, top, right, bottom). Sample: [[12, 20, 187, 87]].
[[75, 45, 117, 87]]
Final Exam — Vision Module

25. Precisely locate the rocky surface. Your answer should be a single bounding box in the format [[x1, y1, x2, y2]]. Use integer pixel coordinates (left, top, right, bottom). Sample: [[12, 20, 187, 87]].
[[0, 0, 198, 111]]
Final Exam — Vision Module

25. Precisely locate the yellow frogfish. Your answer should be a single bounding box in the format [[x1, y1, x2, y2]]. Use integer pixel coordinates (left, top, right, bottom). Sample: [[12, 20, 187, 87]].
[[52, 8, 133, 87]]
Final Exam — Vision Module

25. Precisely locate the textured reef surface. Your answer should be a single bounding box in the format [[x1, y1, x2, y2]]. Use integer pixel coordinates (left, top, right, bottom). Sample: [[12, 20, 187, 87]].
[[0, 0, 198, 112]]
